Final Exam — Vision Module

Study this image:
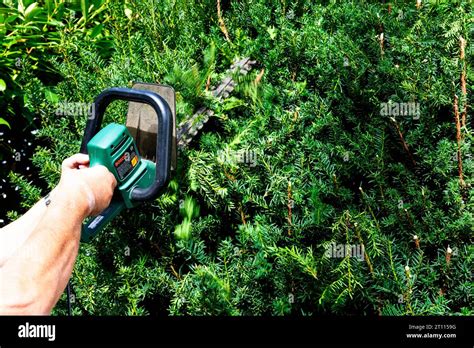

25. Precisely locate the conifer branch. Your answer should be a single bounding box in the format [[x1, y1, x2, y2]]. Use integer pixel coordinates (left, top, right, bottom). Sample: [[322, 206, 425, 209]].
[[403, 266, 415, 315], [355, 223, 374, 277], [387, 240, 399, 284], [358, 186, 381, 232]]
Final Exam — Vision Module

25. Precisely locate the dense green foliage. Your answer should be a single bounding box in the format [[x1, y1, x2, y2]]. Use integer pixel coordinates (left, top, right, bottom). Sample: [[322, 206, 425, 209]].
[[3, 0, 473, 315]]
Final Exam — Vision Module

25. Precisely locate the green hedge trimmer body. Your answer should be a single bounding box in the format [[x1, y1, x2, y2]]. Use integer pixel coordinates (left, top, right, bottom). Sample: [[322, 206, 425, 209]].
[[80, 57, 255, 242], [80, 88, 173, 242]]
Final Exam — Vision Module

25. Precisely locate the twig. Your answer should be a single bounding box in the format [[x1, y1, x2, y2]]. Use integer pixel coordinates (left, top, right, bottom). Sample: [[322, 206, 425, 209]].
[[217, 0, 231, 42], [223, 168, 236, 181], [254, 68, 265, 85], [404, 208, 414, 228], [332, 173, 339, 192], [205, 74, 211, 92], [453, 95, 465, 189], [238, 202, 247, 226], [293, 108, 299, 123], [287, 181, 293, 236], [379, 33, 384, 57], [413, 235, 420, 249], [460, 36, 467, 129], [445, 246, 452, 266], [170, 264, 181, 280], [390, 117, 417, 167], [150, 241, 163, 257]]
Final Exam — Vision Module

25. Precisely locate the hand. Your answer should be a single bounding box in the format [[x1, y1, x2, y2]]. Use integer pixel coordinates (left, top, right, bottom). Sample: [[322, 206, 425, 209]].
[[58, 154, 117, 217]]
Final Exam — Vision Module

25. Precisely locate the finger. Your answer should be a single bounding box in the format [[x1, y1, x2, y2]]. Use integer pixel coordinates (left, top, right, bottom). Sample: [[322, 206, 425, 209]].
[[62, 154, 90, 170], [88, 165, 117, 186], [108, 171, 118, 187]]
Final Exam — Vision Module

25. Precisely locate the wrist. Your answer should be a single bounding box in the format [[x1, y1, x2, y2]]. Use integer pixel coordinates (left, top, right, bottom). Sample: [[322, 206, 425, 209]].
[[55, 180, 94, 219]]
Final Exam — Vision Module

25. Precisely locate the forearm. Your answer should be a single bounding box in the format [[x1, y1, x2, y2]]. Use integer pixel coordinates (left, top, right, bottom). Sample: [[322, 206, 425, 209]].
[[0, 189, 56, 267], [0, 188, 89, 314]]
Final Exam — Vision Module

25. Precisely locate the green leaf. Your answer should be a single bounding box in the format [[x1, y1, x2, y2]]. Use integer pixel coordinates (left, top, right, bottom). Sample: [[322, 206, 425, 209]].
[[24, 2, 38, 18], [222, 97, 245, 111], [90, 24, 103, 38], [81, 0, 89, 23], [44, 88, 59, 104], [5, 15, 20, 24], [0, 79, 6, 92], [174, 219, 192, 240], [45, 0, 54, 17], [124, 7, 132, 20], [18, 0, 25, 15], [267, 26, 277, 40], [180, 196, 200, 220], [0, 118, 11, 129]]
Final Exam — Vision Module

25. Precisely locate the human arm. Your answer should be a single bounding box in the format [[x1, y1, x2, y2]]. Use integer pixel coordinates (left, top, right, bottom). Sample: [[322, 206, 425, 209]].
[[0, 154, 116, 314]]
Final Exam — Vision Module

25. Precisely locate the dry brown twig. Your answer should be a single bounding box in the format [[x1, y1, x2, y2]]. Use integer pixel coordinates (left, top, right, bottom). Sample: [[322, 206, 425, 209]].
[[217, 0, 231, 42], [413, 235, 420, 249], [453, 95, 465, 188], [238, 203, 247, 226], [446, 246, 453, 266], [404, 208, 414, 227], [460, 36, 467, 129], [379, 33, 384, 56], [390, 117, 417, 167], [254, 68, 265, 85], [287, 181, 293, 236], [205, 74, 211, 92], [170, 264, 181, 280]]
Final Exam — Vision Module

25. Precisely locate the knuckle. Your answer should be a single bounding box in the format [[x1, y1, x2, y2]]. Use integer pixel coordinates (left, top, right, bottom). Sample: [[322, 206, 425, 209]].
[[96, 165, 108, 173], [109, 174, 117, 185]]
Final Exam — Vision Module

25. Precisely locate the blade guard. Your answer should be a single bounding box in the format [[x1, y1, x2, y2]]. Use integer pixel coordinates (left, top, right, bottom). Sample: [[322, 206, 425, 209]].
[[80, 87, 173, 201]]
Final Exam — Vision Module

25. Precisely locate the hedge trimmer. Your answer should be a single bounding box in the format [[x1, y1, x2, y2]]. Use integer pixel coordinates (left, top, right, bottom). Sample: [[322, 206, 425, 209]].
[[79, 57, 255, 242]]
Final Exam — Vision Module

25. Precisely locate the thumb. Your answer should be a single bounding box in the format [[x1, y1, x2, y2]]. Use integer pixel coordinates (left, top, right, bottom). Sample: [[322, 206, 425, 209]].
[[62, 154, 90, 171]]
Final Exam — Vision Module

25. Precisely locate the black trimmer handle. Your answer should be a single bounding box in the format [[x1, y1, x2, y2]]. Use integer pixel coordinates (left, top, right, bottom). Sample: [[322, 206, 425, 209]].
[[80, 87, 173, 202]]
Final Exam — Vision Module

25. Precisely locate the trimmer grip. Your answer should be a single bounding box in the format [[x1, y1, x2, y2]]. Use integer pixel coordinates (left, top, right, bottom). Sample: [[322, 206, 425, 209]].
[[81, 199, 124, 242]]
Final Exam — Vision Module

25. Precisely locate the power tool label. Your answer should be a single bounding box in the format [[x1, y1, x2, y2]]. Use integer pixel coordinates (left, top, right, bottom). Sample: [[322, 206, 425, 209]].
[[114, 145, 139, 180]]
